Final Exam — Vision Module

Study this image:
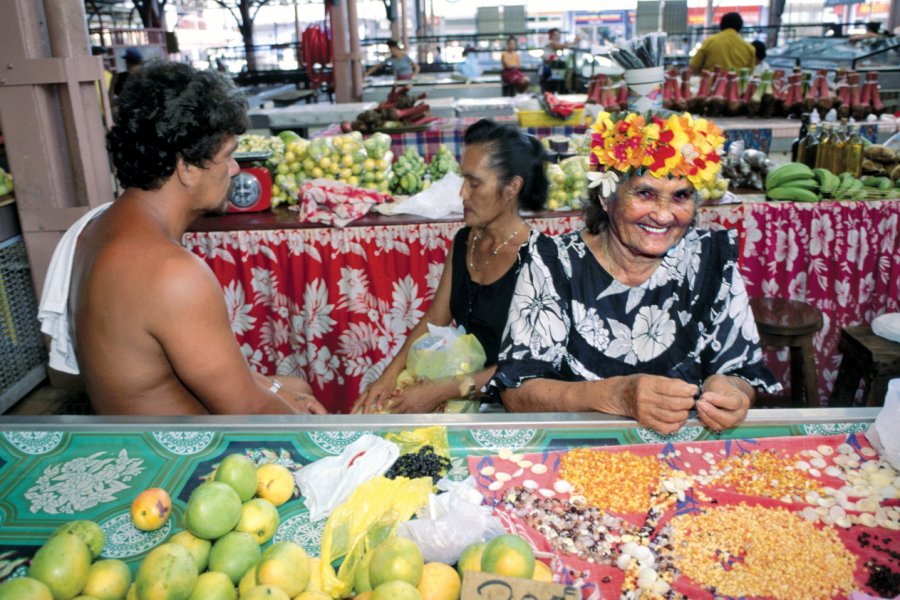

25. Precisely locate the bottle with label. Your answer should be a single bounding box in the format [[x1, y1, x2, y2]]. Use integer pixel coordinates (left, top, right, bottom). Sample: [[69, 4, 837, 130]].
[[815, 123, 834, 172], [844, 125, 864, 178], [792, 113, 810, 163], [798, 123, 818, 168]]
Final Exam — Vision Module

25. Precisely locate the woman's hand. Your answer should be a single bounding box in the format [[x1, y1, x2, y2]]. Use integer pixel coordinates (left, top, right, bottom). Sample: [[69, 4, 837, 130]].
[[352, 375, 397, 414], [619, 374, 697, 435], [696, 374, 752, 432], [379, 379, 452, 414]]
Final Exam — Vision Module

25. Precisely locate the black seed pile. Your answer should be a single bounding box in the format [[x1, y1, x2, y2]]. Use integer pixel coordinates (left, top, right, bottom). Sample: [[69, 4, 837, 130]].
[[385, 445, 451, 483]]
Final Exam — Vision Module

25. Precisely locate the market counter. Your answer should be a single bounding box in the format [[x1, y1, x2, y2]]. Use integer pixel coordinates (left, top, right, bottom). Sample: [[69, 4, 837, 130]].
[[0, 408, 893, 599]]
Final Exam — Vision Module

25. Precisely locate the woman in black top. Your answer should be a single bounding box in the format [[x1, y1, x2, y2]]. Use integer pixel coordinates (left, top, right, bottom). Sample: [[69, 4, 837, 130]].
[[353, 119, 548, 413]]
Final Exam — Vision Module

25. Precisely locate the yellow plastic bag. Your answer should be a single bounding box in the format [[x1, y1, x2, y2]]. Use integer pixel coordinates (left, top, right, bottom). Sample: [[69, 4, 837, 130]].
[[405, 324, 486, 380], [385, 426, 450, 458], [319, 475, 432, 597]]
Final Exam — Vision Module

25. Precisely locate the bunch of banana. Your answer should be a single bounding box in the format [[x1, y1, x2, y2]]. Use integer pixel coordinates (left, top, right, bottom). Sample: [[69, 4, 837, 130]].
[[813, 168, 841, 199], [833, 172, 866, 201], [860, 176, 899, 200], [764, 162, 820, 202]]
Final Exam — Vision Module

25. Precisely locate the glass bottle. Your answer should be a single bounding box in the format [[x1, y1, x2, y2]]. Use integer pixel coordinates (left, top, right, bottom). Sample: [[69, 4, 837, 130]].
[[798, 123, 818, 168], [815, 123, 834, 172], [792, 113, 810, 163], [830, 121, 848, 175], [844, 125, 865, 178]]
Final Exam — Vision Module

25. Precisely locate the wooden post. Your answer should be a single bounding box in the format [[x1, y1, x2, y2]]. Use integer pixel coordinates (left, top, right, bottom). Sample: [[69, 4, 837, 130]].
[[346, 0, 363, 100], [0, 0, 113, 291], [331, 0, 353, 103]]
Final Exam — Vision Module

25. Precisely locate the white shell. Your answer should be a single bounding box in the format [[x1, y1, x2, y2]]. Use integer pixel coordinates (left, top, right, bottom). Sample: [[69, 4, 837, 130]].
[[622, 541, 639, 557], [837, 443, 853, 454], [538, 488, 555, 498], [494, 472, 512, 482], [523, 479, 540, 490], [810, 457, 827, 469], [795, 460, 811, 471], [498, 448, 514, 460], [809, 468, 822, 478], [805, 491, 820, 504], [860, 447, 877, 457], [817, 444, 835, 456], [480, 466, 496, 477], [517, 460, 533, 469], [834, 516, 852, 529], [512, 468, 524, 478], [508, 453, 523, 463], [800, 507, 819, 522], [632, 545, 652, 562], [637, 568, 657, 589], [616, 553, 632, 570], [553, 480, 574, 494], [530, 464, 548, 475], [825, 466, 842, 478], [488, 481, 504, 491], [829, 505, 847, 521], [859, 513, 877, 527], [652, 579, 671, 595]]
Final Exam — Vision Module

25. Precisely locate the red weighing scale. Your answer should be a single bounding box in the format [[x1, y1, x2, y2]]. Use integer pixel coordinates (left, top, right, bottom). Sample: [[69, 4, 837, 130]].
[[228, 151, 273, 213]]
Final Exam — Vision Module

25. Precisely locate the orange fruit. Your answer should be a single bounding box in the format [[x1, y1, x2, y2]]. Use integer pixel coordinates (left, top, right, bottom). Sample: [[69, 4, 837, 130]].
[[417, 562, 460, 600], [256, 463, 295, 507], [131, 488, 172, 532], [371, 580, 422, 600], [480, 535, 535, 579], [368, 537, 424, 588]]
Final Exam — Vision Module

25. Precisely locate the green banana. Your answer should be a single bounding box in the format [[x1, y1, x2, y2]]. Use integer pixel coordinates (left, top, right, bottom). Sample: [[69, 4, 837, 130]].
[[813, 168, 840, 196], [862, 177, 891, 190], [836, 179, 865, 200], [765, 162, 816, 190], [787, 179, 821, 192], [767, 186, 820, 202], [838, 175, 858, 192]]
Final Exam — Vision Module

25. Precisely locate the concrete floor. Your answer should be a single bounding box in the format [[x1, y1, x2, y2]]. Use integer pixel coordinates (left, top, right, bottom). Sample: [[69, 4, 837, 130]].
[[4, 378, 92, 415]]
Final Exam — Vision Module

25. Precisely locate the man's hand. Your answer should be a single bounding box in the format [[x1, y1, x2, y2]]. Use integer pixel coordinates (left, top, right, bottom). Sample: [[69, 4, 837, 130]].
[[270, 375, 328, 414], [618, 374, 697, 435], [696, 374, 751, 432], [378, 379, 450, 414]]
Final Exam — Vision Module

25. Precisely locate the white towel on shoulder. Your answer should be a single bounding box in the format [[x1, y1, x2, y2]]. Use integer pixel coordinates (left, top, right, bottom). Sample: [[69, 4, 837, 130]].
[[37, 203, 112, 375]]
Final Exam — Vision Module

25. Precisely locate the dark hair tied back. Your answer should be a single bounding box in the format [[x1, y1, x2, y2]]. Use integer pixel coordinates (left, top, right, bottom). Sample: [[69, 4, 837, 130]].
[[463, 119, 548, 212]]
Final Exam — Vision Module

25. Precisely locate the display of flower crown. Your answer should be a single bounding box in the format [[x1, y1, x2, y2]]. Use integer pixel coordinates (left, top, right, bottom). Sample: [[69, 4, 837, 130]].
[[587, 111, 725, 197]]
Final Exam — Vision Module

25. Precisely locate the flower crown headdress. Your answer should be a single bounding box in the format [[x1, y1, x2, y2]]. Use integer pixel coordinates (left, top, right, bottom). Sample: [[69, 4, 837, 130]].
[[586, 111, 725, 198]]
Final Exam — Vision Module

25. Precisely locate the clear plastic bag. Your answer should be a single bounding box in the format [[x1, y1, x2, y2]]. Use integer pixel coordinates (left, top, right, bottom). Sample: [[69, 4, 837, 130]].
[[397, 477, 505, 564]]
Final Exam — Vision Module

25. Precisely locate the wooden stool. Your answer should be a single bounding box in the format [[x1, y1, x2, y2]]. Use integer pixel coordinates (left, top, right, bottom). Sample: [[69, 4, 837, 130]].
[[829, 325, 900, 406], [750, 297, 823, 408]]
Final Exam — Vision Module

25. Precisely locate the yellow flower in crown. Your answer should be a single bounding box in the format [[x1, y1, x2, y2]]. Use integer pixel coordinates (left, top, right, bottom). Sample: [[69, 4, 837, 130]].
[[588, 111, 725, 194]]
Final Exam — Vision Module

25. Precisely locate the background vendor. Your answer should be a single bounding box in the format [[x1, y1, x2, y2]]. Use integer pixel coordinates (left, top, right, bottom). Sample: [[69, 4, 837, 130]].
[[689, 12, 756, 72], [490, 112, 780, 434], [354, 120, 548, 414], [365, 39, 419, 80]]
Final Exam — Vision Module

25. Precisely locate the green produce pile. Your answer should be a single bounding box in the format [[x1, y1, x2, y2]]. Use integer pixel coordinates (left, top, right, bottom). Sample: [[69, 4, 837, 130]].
[[391, 148, 429, 196], [427, 145, 460, 182], [764, 162, 900, 202], [0, 167, 12, 197], [545, 156, 588, 211]]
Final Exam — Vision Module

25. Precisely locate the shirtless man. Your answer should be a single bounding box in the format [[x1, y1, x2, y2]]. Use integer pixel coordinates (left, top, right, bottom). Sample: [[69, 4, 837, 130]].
[[69, 61, 326, 415]]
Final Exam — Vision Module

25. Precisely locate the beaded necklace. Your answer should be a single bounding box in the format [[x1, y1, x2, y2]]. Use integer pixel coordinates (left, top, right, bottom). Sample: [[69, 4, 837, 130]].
[[468, 226, 523, 272]]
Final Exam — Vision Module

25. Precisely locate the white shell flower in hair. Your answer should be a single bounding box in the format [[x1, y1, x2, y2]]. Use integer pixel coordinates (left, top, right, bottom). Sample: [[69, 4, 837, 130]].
[[586, 170, 619, 198]]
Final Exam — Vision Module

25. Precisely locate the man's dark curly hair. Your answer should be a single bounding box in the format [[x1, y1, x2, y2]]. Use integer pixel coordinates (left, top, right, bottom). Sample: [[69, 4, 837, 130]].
[[107, 60, 247, 191]]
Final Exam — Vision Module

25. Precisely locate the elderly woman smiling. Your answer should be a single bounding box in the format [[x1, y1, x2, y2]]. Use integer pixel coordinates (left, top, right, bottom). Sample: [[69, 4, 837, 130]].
[[491, 112, 780, 434]]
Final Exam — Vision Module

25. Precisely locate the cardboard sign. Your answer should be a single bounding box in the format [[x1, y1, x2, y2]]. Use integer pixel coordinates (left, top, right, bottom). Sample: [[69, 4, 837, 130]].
[[460, 570, 580, 600]]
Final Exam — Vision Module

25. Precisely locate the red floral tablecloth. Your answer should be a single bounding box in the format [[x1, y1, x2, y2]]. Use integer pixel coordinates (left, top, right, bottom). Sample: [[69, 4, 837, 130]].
[[183, 201, 899, 413]]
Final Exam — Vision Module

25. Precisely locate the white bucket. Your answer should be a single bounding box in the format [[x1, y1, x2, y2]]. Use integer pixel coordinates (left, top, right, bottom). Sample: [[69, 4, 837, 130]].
[[623, 66, 664, 113]]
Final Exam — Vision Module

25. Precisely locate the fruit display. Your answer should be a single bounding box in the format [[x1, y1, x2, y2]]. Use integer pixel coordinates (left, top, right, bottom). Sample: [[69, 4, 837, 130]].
[[764, 162, 900, 202], [427, 145, 459, 182], [390, 148, 428, 196], [720, 147, 774, 191], [0, 166, 13, 197]]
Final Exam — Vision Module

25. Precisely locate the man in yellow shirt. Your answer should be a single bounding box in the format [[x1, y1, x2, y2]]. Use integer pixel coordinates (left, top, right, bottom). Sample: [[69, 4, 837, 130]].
[[689, 12, 756, 72]]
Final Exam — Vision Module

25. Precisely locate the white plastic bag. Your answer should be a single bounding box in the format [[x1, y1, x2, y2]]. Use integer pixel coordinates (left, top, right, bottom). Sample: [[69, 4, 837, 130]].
[[396, 477, 505, 564], [866, 378, 900, 471], [374, 172, 463, 219], [295, 434, 400, 522]]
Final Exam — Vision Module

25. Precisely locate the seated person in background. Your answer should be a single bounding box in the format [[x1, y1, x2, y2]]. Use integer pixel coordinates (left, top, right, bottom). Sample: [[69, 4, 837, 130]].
[[689, 12, 755, 72], [354, 119, 548, 413], [491, 112, 780, 434], [457, 47, 483, 80], [365, 39, 419, 80], [751, 40, 770, 76], [66, 61, 326, 415], [501, 36, 531, 94], [542, 28, 580, 81]]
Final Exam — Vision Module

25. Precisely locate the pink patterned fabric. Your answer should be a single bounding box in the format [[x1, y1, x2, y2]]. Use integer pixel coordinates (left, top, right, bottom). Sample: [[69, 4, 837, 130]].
[[741, 200, 900, 405], [183, 201, 900, 413], [296, 179, 391, 227]]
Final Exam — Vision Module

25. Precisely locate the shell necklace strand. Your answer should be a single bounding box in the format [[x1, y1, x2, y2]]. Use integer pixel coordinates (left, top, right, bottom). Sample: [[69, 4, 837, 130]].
[[468, 225, 524, 272]]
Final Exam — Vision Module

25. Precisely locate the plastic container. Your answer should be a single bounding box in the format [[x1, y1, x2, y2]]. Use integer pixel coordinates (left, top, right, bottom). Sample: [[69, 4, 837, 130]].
[[623, 66, 664, 112], [516, 108, 585, 127]]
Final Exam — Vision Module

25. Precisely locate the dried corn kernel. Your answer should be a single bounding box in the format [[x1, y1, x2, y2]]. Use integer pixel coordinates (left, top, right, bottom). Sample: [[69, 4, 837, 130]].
[[560, 449, 671, 514]]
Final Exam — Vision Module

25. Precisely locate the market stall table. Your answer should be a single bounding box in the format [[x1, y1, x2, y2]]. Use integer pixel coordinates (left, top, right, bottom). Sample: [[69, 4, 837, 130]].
[[361, 75, 503, 102], [0, 408, 894, 600]]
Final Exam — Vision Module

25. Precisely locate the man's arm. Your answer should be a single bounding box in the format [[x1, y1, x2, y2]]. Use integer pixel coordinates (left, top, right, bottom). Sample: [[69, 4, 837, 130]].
[[149, 254, 310, 414], [689, 40, 707, 72]]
